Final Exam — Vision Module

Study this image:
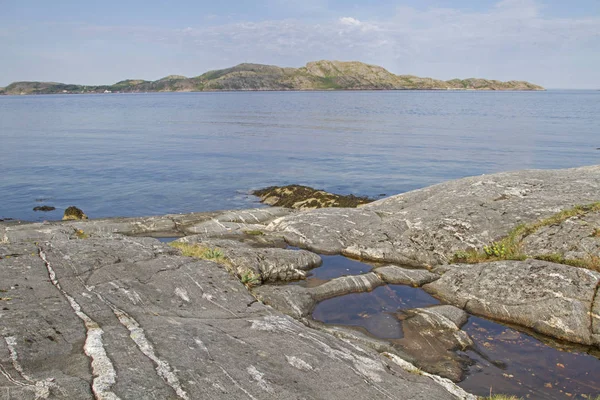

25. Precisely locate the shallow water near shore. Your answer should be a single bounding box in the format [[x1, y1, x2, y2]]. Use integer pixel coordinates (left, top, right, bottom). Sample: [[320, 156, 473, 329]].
[[1, 90, 599, 221], [305, 255, 600, 399]]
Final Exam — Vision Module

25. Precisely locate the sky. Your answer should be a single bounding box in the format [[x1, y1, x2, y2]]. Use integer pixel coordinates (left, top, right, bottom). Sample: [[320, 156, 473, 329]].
[[1, 0, 599, 88]]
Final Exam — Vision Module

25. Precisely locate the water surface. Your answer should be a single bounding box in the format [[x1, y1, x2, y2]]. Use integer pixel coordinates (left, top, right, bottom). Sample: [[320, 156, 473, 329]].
[[1, 90, 598, 221]]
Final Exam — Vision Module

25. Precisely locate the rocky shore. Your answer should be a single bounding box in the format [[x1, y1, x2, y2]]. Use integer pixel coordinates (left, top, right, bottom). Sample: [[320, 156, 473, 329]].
[[1, 165, 599, 399]]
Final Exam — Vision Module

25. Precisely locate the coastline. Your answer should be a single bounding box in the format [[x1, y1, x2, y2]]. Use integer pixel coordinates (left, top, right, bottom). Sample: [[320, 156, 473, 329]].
[[2, 165, 599, 398]]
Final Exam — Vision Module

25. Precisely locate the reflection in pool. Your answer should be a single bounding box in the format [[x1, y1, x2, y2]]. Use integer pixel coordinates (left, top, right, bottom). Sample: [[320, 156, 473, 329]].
[[291, 254, 376, 288], [312, 284, 439, 339]]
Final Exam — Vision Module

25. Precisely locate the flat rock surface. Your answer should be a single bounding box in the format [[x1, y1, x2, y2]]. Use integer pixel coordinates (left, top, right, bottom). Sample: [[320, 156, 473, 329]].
[[174, 238, 322, 283], [1, 208, 293, 243], [266, 165, 600, 266], [423, 259, 600, 347], [0, 231, 470, 399], [374, 266, 439, 287]]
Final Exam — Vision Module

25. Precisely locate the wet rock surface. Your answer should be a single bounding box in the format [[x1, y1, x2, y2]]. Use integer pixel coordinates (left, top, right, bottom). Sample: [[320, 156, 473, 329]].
[[0, 231, 471, 399], [392, 306, 473, 382]]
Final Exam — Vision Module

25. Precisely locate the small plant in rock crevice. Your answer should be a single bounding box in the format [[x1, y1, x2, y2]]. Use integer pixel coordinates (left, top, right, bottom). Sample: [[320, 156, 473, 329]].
[[74, 229, 89, 239], [239, 270, 261, 288], [168, 242, 225, 262], [483, 242, 506, 258], [452, 202, 600, 271]]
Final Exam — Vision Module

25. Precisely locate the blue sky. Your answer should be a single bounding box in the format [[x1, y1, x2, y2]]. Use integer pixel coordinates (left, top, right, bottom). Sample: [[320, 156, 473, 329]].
[[1, 0, 599, 88]]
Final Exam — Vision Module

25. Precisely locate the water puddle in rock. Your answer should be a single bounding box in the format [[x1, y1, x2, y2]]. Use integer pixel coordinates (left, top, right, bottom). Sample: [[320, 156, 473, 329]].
[[313, 284, 440, 338], [156, 237, 179, 243], [460, 316, 600, 399], [290, 254, 375, 288], [299, 255, 600, 399]]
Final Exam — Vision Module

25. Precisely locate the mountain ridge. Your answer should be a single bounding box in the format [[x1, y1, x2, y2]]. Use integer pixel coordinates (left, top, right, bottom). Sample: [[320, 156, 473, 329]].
[[0, 60, 545, 95]]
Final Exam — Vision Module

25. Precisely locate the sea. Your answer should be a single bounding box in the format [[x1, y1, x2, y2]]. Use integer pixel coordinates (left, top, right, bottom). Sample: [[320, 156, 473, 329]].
[[1, 90, 598, 221]]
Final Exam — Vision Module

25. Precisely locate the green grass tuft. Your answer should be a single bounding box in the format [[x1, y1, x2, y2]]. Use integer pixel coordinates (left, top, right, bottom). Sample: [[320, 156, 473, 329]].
[[453, 202, 600, 271], [239, 271, 261, 288], [169, 242, 224, 261]]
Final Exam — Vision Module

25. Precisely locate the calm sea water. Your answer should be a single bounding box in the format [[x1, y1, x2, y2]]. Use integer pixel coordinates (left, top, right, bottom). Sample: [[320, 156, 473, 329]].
[[1, 90, 598, 221]]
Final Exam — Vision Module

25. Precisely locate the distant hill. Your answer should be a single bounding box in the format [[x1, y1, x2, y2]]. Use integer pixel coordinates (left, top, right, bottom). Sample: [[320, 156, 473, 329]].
[[0, 60, 545, 95]]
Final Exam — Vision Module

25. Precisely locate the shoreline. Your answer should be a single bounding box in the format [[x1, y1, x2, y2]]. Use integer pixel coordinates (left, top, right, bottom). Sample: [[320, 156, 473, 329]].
[[2, 165, 599, 398]]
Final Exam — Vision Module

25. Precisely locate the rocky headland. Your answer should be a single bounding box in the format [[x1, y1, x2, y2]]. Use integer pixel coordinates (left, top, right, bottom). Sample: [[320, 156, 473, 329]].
[[1, 165, 599, 399], [0, 60, 544, 95]]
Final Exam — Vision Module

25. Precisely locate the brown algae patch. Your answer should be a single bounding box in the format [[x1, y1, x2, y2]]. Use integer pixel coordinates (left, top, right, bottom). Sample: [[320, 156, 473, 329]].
[[252, 185, 373, 209]]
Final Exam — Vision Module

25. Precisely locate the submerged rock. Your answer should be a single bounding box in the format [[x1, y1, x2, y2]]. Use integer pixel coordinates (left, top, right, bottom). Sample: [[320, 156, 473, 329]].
[[252, 185, 373, 209], [33, 205, 56, 212], [62, 205, 87, 220], [392, 305, 473, 382]]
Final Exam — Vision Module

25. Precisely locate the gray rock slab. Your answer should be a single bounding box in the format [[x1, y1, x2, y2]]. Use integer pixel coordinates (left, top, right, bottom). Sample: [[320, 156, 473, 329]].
[[214, 207, 294, 224], [2, 223, 73, 244], [375, 265, 440, 286], [521, 211, 600, 261], [253, 285, 316, 319], [184, 220, 269, 236], [423, 259, 600, 347], [267, 165, 600, 266], [0, 233, 467, 399], [172, 238, 321, 283], [310, 272, 384, 302], [177, 232, 288, 248]]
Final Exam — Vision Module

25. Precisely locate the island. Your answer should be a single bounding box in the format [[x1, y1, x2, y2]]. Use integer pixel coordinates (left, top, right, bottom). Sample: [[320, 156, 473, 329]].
[[0, 60, 545, 95]]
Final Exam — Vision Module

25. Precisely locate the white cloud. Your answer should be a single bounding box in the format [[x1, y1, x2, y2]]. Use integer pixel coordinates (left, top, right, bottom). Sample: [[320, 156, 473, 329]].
[[339, 17, 361, 26]]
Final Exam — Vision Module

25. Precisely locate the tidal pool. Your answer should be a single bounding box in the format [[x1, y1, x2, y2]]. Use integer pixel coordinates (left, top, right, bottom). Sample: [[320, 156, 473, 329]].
[[304, 255, 600, 399]]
